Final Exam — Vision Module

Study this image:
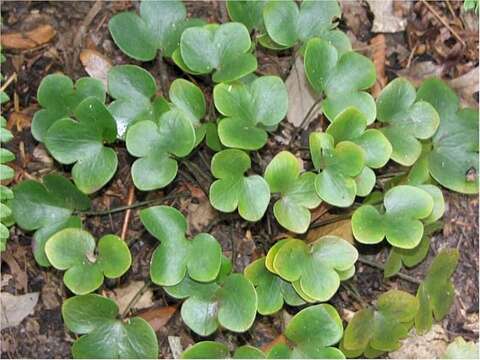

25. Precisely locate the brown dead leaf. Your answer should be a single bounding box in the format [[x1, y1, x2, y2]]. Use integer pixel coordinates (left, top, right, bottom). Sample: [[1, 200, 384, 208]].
[[448, 66, 479, 108], [187, 199, 216, 232], [2, 249, 28, 292], [8, 112, 31, 132], [286, 57, 321, 128], [396, 61, 445, 87], [137, 305, 177, 332], [79, 49, 112, 88], [388, 325, 448, 359], [306, 219, 353, 243], [370, 34, 387, 97], [105, 281, 153, 314], [1, 25, 56, 49], [1, 292, 39, 329], [367, 0, 412, 33], [260, 334, 287, 352]]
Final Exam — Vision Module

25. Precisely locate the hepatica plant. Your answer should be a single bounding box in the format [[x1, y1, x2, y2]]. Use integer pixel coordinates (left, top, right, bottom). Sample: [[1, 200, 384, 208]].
[[62, 294, 158, 358], [45, 228, 131, 295], [182, 341, 265, 359], [140, 205, 222, 286], [109, 0, 204, 61], [0, 117, 14, 251], [214, 75, 288, 150], [264, 151, 321, 233], [209, 149, 270, 222]]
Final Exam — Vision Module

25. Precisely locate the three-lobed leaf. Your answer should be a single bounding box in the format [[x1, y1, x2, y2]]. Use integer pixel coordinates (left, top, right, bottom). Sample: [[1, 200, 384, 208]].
[[62, 294, 158, 359], [214, 75, 288, 150], [304, 37, 376, 123], [209, 149, 270, 221], [45, 228, 131, 295], [140, 205, 222, 286], [264, 151, 321, 233], [377, 78, 440, 166]]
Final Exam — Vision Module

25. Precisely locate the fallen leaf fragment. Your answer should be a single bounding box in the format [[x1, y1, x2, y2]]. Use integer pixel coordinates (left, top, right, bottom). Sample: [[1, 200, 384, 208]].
[[105, 280, 153, 314], [137, 305, 177, 332], [388, 324, 448, 359], [367, 0, 411, 33], [306, 219, 353, 243], [448, 66, 479, 108], [1, 292, 39, 329], [79, 49, 112, 88], [1, 25, 56, 49]]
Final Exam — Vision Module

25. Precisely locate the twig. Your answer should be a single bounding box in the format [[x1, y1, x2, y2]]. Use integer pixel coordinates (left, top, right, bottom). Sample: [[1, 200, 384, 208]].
[[357, 256, 421, 285], [289, 96, 323, 148], [121, 280, 152, 318], [341, 283, 368, 307], [0, 73, 16, 92], [421, 0, 466, 47], [376, 171, 407, 179], [120, 186, 135, 241], [310, 213, 353, 229], [79, 192, 189, 217]]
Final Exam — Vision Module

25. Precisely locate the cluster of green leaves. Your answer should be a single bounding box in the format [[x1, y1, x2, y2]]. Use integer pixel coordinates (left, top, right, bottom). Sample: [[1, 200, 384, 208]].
[[352, 184, 445, 249], [62, 294, 158, 358], [342, 289, 419, 357], [140, 205, 222, 286], [181, 303, 345, 359], [0, 49, 14, 251], [45, 229, 131, 295], [265, 236, 357, 302]]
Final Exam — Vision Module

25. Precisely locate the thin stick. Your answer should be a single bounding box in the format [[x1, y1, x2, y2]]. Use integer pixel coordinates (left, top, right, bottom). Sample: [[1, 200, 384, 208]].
[[79, 192, 189, 217], [289, 96, 323, 148], [0, 73, 16, 92], [357, 256, 421, 285], [120, 186, 135, 241], [421, 0, 466, 47], [376, 171, 407, 179], [341, 283, 368, 307], [121, 280, 152, 318], [310, 213, 353, 229]]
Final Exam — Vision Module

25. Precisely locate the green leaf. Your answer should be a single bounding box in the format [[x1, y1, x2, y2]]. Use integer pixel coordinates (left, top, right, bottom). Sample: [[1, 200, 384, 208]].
[[209, 149, 270, 221], [244, 257, 305, 315], [182, 341, 229, 359], [62, 294, 158, 359], [215, 76, 287, 150], [352, 185, 435, 249], [265, 151, 321, 233], [226, 0, 266, 32], [45, 229, 131, 295], [263, 0, 346, 51], [126, 109, 196, 191], [178, 22, 257, 82], [44, 97, 118, 194], [304, 38, 375, 123], [140, 205, 222, 286], [416, 78, 479, 194], [444, 337, 479, 359], [268, 236, 357, 302], [166, 273, 257, 336], [31, 75, 105, 142], [109, 0, 204, 61], [233, 346, 265, 359], [309, 132, 365, 207], [377, 78, 440, 166], [415, 249, 459, 334], [384, 236, 430, 278], [343, 290, 418, 355]]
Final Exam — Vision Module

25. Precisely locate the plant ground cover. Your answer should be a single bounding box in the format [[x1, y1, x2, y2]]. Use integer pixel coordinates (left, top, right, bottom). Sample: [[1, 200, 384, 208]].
[[0, 1, 478, 359]]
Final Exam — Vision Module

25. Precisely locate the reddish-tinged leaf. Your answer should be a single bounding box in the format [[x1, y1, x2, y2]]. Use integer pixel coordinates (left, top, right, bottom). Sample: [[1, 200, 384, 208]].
[[138, 305, 177, 332], [2, 25, 56, 49]]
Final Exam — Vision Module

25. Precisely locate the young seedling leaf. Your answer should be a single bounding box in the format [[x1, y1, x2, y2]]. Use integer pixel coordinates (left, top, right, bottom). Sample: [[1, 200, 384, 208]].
[[226, 0, 266, 32], [45, 229, 131, 295], [11, 174, 91, 266], [140, 205, 222, 286], [109, 0, 205, 61], [267, 236, 357, 302], [264, 151, 321, 233], [44, 97, 118, 194], [0, 117, 14, 251], [181, 341, 265, 359], [263, 0, 349, 53], [177, 22, 257, 82], [165, 271, 257, 336], [31, 74, 105, 142], [415, 248, 459, 334], [384, 236, 430, 278], [416, 78, 479, 194], [214, 75, 288, 150], [62, 294, 158, 358], [377, 78, 440, 166], [352, 185, 435, 249], [309, 132, 365, 207], [244, 257, 305, 315], [343, 289, 419, 356], [304, 38, 376, 123], [444, 337, 479, 359], [209, 149, 270, 221]]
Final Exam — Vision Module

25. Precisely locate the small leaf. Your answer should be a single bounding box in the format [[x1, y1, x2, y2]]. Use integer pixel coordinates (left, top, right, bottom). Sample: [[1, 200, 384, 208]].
[[140, 206, 222, 286], [352, 185, 435, 249], [182, 341, 229, 359], [45, 229, 131, 295], [62, 294, 158, 359], [444, 337, 479, 359], [209, 149, 270, 221], [226, 0, 266, 32], [377, 78, 440, 166]]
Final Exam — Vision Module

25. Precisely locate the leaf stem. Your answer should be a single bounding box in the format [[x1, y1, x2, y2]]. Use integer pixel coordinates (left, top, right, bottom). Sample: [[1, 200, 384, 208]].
[[309, 212, 353, 229], [121, 280, 152, 318], [357, 256, 421, 285], [376, 171, 407, 179], [78, 192, 189, 217]]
